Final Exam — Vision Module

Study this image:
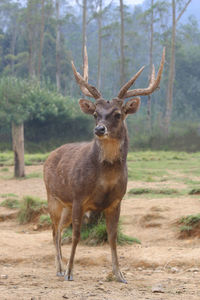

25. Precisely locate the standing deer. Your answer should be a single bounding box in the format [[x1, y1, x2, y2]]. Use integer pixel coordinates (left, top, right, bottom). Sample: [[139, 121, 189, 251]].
[[44, 47, 165, 283]]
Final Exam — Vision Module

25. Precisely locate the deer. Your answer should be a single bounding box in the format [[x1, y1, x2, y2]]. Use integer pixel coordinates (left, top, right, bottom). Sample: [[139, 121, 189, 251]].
[[43, 47, 165, 283]]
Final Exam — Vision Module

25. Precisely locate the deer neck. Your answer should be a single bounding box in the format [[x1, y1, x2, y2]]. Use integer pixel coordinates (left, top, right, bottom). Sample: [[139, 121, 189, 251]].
[[94, 125, 128, 164]]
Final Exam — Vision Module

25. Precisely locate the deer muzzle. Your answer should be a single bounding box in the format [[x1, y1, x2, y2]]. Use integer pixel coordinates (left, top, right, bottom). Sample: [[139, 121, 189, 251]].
[[94, 125, 108, 137]]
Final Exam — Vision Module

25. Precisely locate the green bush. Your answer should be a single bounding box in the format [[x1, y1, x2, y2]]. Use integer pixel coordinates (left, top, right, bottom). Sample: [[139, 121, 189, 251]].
[[18, 195, 47, 224], [62, 218, 140, 246], [0, 198, 19, 209]]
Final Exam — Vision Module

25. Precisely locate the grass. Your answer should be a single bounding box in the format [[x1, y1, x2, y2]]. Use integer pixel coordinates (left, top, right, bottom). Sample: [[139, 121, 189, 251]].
[[0, 167, 9, 172], [0, 152, 49, 166], [18, 195, 47, 224], [25, 172, 43, 179], [179, 214, 200, 226], [127, 151, 200, 183], [188, 188, 200, 195], [128, 187, 179, 196], [178, 214, 200, 238], [0, 193, 18, 198], [62, 219, 140, 246], [128, 187, 199, 198], [0, 198, 20, 209], [39, 214, 52, 226]]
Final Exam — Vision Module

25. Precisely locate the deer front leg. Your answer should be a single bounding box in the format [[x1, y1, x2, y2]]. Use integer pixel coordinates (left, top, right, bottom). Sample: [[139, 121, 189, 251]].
[[64, 203, 83, 281], [104, 203, 127, 284]]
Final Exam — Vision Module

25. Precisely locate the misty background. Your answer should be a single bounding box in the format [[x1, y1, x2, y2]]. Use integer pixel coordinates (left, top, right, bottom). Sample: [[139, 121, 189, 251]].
[[0, 0, 199, 153]]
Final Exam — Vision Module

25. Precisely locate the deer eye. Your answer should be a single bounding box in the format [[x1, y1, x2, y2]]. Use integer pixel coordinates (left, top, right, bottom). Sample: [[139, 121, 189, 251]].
[[114, 112, 121, 120], [93, 112, 97, 119]]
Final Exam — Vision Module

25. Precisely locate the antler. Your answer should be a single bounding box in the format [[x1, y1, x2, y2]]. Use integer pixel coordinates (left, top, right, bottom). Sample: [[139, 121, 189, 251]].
[[118, 48, 165, 99], [71, 46, 102, 100]]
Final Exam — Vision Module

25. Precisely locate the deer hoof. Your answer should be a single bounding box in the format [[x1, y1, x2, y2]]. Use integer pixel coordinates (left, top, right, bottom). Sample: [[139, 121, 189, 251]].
[[64, 274, 73, 281], [115, 271, 127, 284], [56, 271, 65, 277], [119, 277, 127, 284]]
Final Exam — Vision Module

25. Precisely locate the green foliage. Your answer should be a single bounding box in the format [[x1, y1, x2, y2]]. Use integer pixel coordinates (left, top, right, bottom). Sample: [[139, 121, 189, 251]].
[[0, 77, 70, 125], [128, 187, 179, 196], [0, 198, 19, 209], [39, 214, 52, 226], [178, 214, 200, 236], [0, 152, 49, 166], [0, 193, 18, 198], [25, 172, 42, 179], [62, 218, 140, 246], [24, 153, 50, 165], [127, 151, 200, 183], [0, 152, 13, 166], [180, 214, 200, 226], [179, 225, 193, 232], [0, 1, 199, 152], [188, 188, 200, 195], [18, 195, 47, 224], [0, 167, 9, 172], [117, 222, 141, 245]]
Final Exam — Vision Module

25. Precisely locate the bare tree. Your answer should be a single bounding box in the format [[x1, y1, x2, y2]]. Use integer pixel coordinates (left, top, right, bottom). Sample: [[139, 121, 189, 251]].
[[56, 0, 61, 91], [37, 0, 45, 79], [119, 0, 125, 86], [27, 0, 36, 78], [164, 0, 192, 136], [97, 0, 102, 90], [82, 0, 87, 63]]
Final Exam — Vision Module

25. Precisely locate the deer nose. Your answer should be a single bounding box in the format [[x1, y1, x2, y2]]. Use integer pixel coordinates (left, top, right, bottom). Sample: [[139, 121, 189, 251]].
[[94, 125, 106, 136]]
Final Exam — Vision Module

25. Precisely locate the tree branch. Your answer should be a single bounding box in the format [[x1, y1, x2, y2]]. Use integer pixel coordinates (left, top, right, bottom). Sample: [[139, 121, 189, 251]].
[[176, 0, 192, 24]]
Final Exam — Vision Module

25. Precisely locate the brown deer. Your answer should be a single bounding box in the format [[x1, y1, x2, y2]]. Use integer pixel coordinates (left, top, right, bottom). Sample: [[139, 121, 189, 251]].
[[44, 47, 165, 283]]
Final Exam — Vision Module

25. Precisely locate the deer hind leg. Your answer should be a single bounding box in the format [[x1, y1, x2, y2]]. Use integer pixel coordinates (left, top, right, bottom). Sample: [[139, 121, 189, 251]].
[[64, 202, 83, 281], [104, 203, 127, 284], [49, 197, 72, 277]]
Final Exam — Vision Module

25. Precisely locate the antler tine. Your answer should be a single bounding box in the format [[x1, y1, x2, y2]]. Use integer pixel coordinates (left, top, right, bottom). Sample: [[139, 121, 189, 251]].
[[83, 45, 88, 82], [118, 66, 145, 99], [149, 64, 155, 85], [71, 47, 102, 100], [123, 48, 165, 98]]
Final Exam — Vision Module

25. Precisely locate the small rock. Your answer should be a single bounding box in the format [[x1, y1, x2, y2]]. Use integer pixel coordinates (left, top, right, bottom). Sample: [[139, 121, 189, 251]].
[[188, 267, 199, 273], [152, 284, 165, 293], [33, 225, 39, 231], [171, 267, 179, 273], [1, 274, 8, 279], [62, 294, 69, 299]]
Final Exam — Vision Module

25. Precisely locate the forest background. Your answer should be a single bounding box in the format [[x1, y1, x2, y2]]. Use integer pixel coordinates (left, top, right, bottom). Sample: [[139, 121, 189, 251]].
[[0, 0, 199, 154]]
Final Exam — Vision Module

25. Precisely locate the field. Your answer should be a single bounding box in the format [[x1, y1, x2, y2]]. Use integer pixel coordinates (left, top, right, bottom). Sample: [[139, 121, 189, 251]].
[[0, 151, 200, 299]]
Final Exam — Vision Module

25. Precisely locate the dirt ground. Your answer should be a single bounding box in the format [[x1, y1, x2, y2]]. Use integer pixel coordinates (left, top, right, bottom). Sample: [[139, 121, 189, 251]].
[[1, 165, 200, 300]]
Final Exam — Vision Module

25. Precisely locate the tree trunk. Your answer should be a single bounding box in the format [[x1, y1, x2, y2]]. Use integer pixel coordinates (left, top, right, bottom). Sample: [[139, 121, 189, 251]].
[[11, 25, 17, 75], [12, 122, 25, 178], [37, 0, 45, 80], [119, 0, 125, 86], [164, 0, 192, 136], [27, 0, 35, 78], [56, 0, 61, 91], [82, 0, 87, 65], [97, 0, 102, 90], [164, 0, 176, 136], [147, 0, 154, 133]]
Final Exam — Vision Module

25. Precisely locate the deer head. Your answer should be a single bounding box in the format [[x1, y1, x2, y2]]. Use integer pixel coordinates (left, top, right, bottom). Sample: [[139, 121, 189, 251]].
[[71, 47, 165, 140]]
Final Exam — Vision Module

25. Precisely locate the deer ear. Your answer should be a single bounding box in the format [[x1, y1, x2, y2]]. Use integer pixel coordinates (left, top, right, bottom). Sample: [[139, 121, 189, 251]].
[[79, 99, 96, 115], [123, 97, 140, 115]]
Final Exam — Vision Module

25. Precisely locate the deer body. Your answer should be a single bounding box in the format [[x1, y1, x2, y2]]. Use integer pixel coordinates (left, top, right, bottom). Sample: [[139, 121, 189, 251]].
[[44, 48, 165, 283], [45, 136, 128, 212]]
